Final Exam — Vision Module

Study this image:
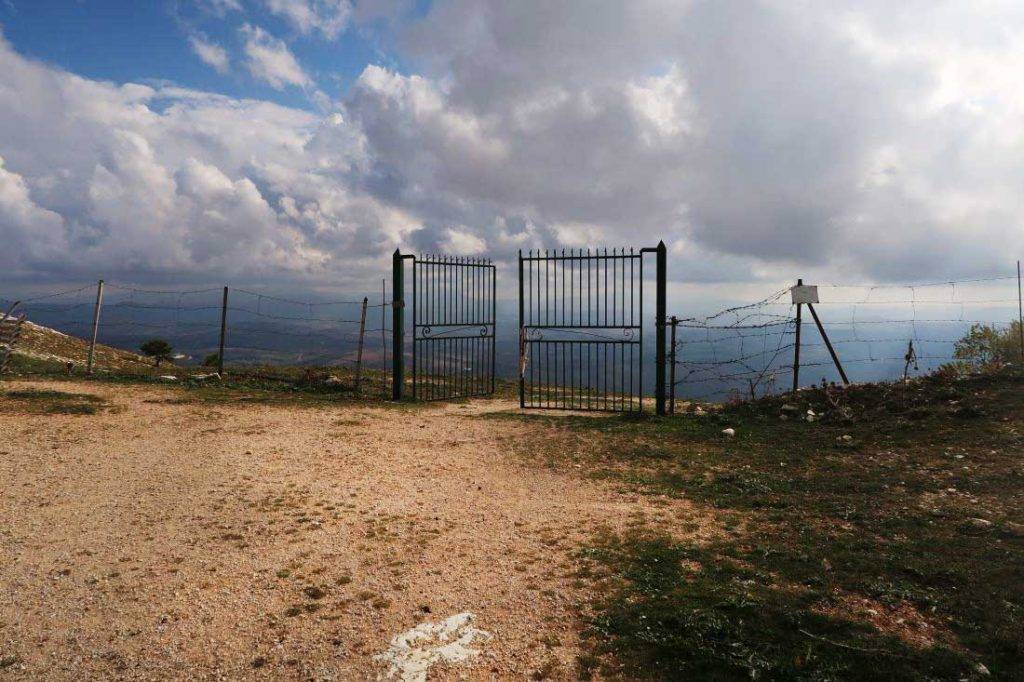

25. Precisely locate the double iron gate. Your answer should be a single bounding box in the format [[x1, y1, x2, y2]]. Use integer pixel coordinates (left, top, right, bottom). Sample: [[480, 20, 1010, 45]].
[[393, 243, 666, 414]]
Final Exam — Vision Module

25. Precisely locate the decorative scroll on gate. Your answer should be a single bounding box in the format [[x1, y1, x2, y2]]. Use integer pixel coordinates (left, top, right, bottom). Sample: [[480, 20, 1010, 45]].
[[392, 251, 496, 401], [518, 244, 666, 413]]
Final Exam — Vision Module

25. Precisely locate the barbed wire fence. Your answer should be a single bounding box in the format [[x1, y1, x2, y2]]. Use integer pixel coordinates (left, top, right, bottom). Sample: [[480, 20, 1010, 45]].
[[1, 279, 393, 396], [669, 270, 1024, 409]]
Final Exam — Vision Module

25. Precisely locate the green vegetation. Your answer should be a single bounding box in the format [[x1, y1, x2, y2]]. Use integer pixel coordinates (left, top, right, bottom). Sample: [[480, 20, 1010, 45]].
[[139, 338, 174, 367], [0, 388, 110, 415], [950, 321, 1024, 371], [511, 372, 1024, 679]]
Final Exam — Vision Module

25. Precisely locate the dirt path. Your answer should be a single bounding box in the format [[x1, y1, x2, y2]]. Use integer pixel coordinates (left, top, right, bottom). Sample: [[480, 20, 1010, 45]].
[[0, 380, 698, 680]]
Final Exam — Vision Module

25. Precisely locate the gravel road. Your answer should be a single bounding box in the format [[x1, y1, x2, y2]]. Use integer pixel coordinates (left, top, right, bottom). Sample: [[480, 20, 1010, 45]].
[[0, 380, 697, 680]]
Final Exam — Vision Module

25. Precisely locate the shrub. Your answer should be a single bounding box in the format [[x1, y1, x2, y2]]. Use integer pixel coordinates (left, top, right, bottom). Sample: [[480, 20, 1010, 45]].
[[952, 322, 1023, 371]]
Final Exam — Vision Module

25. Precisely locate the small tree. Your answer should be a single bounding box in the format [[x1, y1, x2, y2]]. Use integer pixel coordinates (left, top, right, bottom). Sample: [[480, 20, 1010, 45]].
[[201, 352, 221, 368], [952, 322, 1024, 371], [140, 339, 174, 367]]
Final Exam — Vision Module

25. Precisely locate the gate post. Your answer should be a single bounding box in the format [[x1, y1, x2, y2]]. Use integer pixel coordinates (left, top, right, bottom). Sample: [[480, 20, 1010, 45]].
[[392, 249, 405, 400], [655, 240, 667, 415], [518, 250, 525, 408]]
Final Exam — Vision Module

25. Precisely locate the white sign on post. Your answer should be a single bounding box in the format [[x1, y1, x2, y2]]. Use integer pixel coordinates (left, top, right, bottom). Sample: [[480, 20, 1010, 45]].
[[791, 285, 819, 305]]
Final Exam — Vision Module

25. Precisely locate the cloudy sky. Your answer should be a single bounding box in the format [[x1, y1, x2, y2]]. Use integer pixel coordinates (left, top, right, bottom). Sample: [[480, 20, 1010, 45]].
[[1, 0, 1022, 296]]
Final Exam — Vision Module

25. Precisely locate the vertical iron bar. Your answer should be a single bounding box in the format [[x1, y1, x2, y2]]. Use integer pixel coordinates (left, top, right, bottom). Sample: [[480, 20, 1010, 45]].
[[490, 264, 496, 393], [655, 240, 667, 415], [412, 259, 417, 398], [392, 249, 404, 400], [218, 285, 228, 376]]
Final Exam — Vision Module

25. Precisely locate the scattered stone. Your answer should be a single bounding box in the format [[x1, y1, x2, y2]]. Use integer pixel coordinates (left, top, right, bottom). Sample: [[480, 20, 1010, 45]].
[[1000, 521, 1024, 538], [974, 662, 991, 676], [780, 403, 799, 414], [721, 428, 735, 438], [968, 518, 993, 530], [303, 585, 326, 600], [158, 375, 179, 382], [190, 373, 220, 382], [324, 375, 345, 386]]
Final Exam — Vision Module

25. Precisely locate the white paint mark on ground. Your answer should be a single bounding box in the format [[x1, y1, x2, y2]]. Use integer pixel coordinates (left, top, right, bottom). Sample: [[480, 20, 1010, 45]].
[[375, 612, 492, 682]]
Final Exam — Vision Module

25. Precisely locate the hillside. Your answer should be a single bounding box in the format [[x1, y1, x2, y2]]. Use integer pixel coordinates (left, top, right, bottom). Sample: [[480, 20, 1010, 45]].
[[2, 319, 154, 374]]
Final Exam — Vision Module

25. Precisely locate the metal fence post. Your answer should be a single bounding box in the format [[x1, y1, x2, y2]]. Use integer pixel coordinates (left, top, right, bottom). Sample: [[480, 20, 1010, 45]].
[[86, 279, 104, 375], [355, 296, 368, 393], [655, 240, 667, 416], [392, 249, 405, 400], [669, 315, 677, 414], [1017, 260, 1023, 364], [792, 278, 802, 393], [218, 286, 228, 376]]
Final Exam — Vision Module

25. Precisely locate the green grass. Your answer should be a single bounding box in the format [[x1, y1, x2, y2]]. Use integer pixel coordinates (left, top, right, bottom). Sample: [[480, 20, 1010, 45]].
[[0, 389, 110, 415], [512, 372, 1024, 679]]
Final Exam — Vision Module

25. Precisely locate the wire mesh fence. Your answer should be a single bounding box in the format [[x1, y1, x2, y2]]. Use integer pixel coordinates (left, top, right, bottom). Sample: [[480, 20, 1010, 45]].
[[670, 274, 1024, 405], [1, 280, 393, 395]]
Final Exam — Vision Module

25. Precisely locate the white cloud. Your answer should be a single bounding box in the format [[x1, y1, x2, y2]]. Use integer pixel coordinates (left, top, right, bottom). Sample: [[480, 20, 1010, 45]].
[[441, 227, 486, 255], [264, 0, 351, 40], [196, 0, 243, 16], [188, 35, 230, 74], [240, 24, 312, 90], [340, 0, 1024, 282], [0, 35, 408, 286]]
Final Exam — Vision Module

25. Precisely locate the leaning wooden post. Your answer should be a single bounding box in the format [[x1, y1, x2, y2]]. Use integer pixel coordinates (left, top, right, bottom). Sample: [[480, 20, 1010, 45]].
[[807, 303, 849, 385], [655, 240, 667, 416], [392, 250, 405, 400], [86, 279, 104, 375], [217, 286, 228, 376], [792, 279, 803, 393], [355, 296, 368, 393]]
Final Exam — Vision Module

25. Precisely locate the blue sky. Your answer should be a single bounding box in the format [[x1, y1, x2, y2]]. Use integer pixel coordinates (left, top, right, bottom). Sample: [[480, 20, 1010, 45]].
[[0, 0, 407, 109]]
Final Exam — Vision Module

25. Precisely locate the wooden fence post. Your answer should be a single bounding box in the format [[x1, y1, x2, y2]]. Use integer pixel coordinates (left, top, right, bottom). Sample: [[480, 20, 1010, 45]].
[[86, 280, 104, 375], [355, 297, 368, 393]]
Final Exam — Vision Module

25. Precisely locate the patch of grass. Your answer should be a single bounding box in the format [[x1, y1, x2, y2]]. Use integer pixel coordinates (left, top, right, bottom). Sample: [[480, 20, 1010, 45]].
[[0, 389, 109, 415], [517, 372, 1024, 678], [579, 532, 971, 680]]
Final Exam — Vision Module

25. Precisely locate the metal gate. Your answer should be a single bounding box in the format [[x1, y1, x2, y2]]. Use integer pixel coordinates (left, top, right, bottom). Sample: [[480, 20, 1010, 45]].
[[518, 243, 666, 413], [392, 250, 496, 401]]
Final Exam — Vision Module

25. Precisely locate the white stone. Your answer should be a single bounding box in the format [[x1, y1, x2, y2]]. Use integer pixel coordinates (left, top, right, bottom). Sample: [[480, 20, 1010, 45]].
[[375, 612, 492, 682]]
